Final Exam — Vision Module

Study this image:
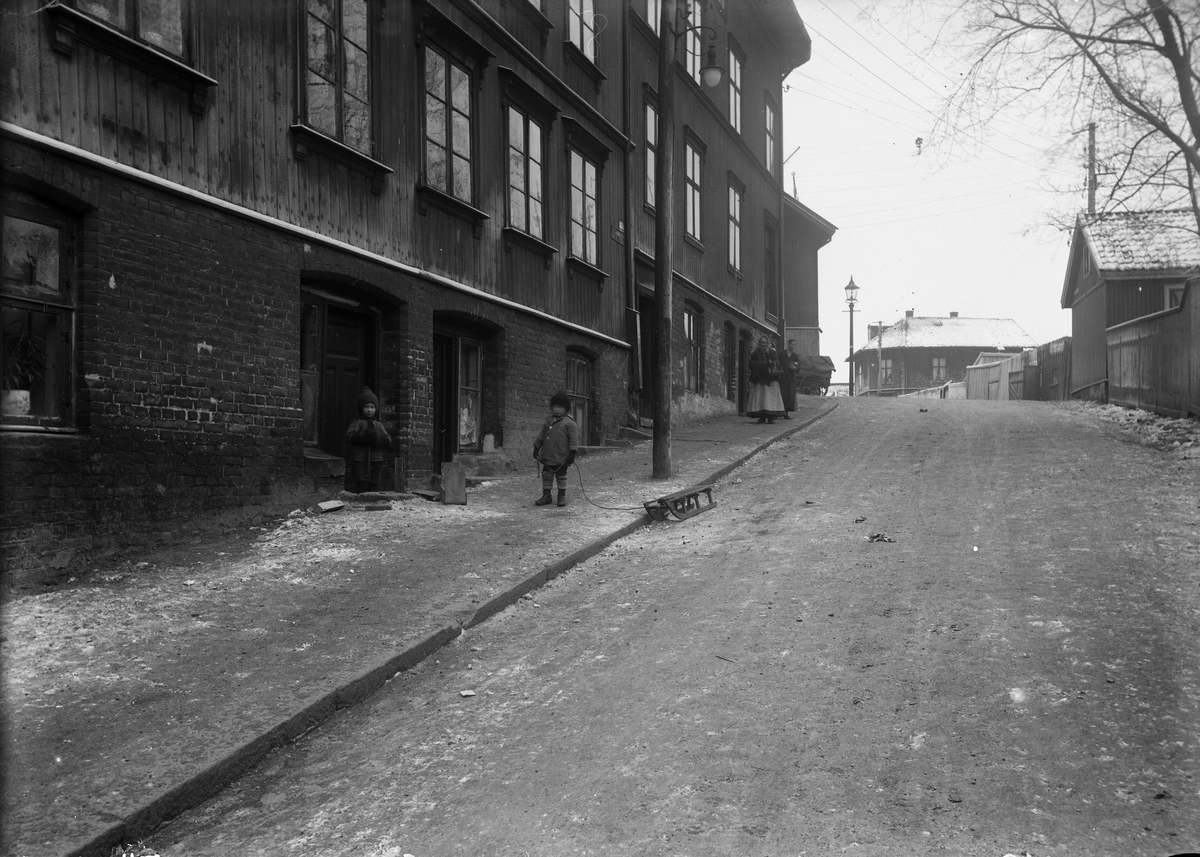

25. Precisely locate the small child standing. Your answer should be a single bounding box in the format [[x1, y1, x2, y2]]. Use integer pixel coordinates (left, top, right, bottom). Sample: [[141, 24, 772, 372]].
[[532, 390, 579, 507], [345, 386, 391, 494]]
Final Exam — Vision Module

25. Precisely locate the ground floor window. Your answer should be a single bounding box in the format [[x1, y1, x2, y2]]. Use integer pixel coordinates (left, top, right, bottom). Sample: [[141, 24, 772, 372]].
[[458, 338, 481, 449], [566, 351, 591, 445], [880, 358, 893, 388], [932, 356, 946, 382], [723, 322, 735, 401], [1, 195, 75, 427], [683, 307, 701, 393]]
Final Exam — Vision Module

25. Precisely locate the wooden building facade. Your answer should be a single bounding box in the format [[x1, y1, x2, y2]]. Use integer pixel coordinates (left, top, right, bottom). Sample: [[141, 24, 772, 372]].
[[1, 0, 824, 572]]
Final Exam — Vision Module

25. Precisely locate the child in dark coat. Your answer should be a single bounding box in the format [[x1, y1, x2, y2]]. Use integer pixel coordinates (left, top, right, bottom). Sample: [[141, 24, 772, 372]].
[[533, 390, 580, 507], [345, 387, 391, 493]]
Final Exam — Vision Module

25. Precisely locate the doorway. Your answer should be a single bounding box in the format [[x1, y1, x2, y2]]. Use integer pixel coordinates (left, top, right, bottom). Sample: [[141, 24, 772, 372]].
[[301, 293, 378, 460], [432, 330, 483, 472], [637, 294, 656, 423]]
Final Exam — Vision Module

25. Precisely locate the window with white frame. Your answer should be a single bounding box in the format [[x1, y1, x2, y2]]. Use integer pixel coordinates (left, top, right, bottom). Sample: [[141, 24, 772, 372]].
[[424, 44, 473, 202], [932, 356, 946, 381], [728, 48, 742, 133], [645, 101, 658, 209], [683, 307, 701, 393], [765, 98, 777, 175], [645, 0, 661, 34], [685, 141, 702, 241], [685, 2, 701, 83], [304, 0, 372, 153], [570, 149, 599, 265], [568, 0, 596, 62], [728, 181, 742, 271], [77, 0, 185, 55], [881, 358, 893, 387], [507, 106, 545, 239]]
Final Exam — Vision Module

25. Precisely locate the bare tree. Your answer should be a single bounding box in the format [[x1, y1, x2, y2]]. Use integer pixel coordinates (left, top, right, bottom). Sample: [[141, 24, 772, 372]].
[[929, 0, 1200, 234]]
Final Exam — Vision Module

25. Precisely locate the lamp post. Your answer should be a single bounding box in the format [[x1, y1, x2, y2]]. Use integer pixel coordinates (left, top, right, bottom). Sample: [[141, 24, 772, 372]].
[[844, 276, 859, 396], [652, 0, 725, 478]]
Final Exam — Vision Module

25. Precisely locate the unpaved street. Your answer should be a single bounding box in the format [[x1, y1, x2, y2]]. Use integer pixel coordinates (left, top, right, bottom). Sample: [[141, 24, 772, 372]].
[[148, 399, 1200, 856]]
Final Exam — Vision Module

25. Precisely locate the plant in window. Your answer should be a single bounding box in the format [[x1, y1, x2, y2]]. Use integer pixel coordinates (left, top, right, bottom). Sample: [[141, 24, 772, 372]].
[[1, 316, 45, 416]]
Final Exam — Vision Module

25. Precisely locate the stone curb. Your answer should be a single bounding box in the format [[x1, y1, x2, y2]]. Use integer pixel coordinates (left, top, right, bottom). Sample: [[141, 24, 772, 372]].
[[65, 402, 837, 857]]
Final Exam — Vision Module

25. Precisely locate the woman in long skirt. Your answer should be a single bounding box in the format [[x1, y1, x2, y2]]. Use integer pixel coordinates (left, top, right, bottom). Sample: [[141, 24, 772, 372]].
[[747, 336, 786, 423]]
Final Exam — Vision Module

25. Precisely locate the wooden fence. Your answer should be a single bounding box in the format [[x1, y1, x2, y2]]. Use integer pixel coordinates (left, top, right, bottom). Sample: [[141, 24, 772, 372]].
[[1107, 279, 1199, 418]]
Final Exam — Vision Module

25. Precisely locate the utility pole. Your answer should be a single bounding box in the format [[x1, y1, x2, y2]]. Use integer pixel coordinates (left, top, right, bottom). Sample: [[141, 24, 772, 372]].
[[652, 0, 679, 478], [1087, 121, 1097, 216]]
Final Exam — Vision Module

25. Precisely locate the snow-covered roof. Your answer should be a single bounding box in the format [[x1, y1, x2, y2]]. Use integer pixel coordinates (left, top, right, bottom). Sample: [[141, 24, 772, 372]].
[[855, 316, 1038, 355], [1082, 210, 1200, 274]]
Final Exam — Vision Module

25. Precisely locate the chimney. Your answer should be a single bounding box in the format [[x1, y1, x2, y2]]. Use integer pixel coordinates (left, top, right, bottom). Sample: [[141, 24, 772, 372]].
[[905, 310, 914, 319], [949, 311, 958, 318]]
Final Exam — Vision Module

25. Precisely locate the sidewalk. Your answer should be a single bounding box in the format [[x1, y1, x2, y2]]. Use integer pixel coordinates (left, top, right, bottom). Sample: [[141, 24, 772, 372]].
[[1, 402, 836, 857]]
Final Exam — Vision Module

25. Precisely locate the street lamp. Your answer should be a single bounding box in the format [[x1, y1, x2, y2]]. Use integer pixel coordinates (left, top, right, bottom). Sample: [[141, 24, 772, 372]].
[[844, 276, 859, 396], [651, 0, 727, 478]]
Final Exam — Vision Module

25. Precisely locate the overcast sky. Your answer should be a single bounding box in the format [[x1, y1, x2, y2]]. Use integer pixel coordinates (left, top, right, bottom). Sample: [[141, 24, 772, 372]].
[[782, 0, 1082, 384]]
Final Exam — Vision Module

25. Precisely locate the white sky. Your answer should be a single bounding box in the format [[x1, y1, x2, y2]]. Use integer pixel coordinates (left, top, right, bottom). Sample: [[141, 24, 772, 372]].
[[782, 0, 1081, 384]]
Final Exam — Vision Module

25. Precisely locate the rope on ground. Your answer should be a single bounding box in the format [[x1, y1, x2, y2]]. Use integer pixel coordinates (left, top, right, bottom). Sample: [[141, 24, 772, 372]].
[[569, 461, 650, 512]]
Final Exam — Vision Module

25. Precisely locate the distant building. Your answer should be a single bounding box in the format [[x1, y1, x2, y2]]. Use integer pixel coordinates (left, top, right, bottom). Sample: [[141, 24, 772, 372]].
[[849, 311, 1037, 396]]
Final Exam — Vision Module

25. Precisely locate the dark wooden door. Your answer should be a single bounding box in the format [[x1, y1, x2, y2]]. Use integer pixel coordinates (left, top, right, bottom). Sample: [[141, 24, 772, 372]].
[[321, 308, 369, 459], [638, 295, 655, 422]]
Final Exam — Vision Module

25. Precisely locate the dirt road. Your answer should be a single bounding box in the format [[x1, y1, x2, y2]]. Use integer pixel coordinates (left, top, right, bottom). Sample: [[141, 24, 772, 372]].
[[147, 398, 1200, 856]]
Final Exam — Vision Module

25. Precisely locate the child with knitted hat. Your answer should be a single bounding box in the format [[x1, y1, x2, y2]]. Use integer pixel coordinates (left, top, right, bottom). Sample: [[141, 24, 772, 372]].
[[532, 390, 579, 507], [345, 386, 391, 493]]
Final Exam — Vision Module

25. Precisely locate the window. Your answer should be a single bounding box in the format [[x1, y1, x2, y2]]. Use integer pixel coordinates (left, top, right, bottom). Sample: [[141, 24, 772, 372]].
[[77, 0, 185, 55], [570, 149, 599, 265], [508, 106, 545, 239], [932, 357, 946, 381], [728, 48, 742, 133], [724, 322, 735, 401], [458, 338, 481, 449], [765, 98, 777, 175], [304, 0, 372, 154], [727, 180, 742, 271], [645, 101, 658, 209], [1166, 283, 1185, 309], [881, 358, 893, 388], [683, 307, 701, 393], [684, 2, 702, 83], [763, 220, 778, 318], [1, 195, 76, 428], [645, 0, 661, 34], [568, 0, 596, 62], [424, 44, 473, 202], [565, 352, 592, 445], [685, 141, 702, 241]]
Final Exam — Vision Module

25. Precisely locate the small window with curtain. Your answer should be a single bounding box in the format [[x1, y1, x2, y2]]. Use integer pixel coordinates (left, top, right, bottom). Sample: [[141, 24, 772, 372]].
[[684, 2, 701, 83], [727, 176, 743, 272], [765, 97, 777, 175], [304, 0, 372, 154], [568, 0, 596, 62], [728, 46, 743, 133], [932, 356, 946, 382]]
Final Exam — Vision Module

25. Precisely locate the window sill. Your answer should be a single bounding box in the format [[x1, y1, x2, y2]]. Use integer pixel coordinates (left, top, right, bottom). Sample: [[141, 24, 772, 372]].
[[566, 255, 608, 288], [727, 263, 743, 279], [291, 125, 392, 195], [45, 3, 217, 116], [416, 185, 490, 238], [684, 234, 705, 253], [643, 202, 656, 217], [503, 227, 558, 268], [0, 422, 78, 434], [564, 40, 605, 93]]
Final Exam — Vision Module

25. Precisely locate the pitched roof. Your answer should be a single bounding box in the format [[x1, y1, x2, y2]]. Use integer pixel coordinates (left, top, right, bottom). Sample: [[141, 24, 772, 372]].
[[855, 316, 1038, 355], [1081, 209, 1200, 274]]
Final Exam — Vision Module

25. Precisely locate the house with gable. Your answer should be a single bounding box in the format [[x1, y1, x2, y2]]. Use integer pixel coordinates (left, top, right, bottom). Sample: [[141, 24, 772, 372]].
[[849, 311, 1038, 397], [1060, 209, 1200, 407]]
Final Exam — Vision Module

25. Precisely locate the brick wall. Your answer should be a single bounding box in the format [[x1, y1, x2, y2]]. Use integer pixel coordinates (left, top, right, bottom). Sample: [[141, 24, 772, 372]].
[[1, 145, 630, 577]]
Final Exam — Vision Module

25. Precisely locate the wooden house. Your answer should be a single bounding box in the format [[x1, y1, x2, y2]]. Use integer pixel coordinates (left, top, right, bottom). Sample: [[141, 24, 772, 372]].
[[850, 311, 1037, 396], [624, 0, 819, 421], [0, 0, 823, 572], [1060, 209, 1200, 404]]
